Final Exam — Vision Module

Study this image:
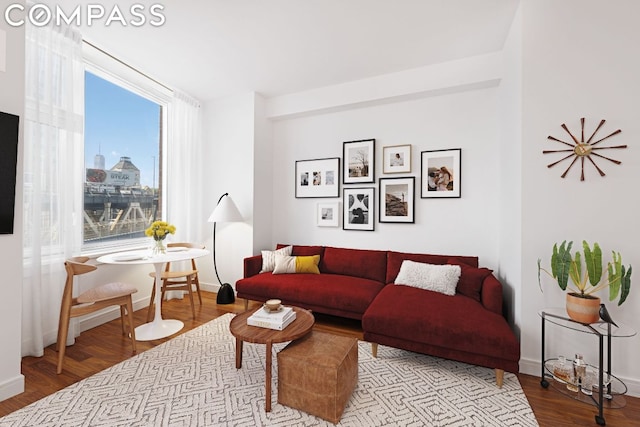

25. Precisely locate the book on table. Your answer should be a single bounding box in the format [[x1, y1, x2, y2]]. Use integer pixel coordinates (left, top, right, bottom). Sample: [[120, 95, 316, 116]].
[[247, 306, 297, 330]]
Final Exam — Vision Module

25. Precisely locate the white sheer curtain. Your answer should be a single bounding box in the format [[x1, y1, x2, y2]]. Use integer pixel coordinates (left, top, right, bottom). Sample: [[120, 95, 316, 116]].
[[167, 91, 203, 243], [22, 21, 84, 357]]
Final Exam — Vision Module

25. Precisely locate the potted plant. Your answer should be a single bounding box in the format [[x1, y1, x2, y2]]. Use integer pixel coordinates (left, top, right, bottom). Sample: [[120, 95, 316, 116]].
[[538, 240, 632, 324]]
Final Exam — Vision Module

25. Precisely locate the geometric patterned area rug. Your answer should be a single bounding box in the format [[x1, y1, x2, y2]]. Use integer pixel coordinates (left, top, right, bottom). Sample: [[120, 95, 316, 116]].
[[0, 313, 538, 427]]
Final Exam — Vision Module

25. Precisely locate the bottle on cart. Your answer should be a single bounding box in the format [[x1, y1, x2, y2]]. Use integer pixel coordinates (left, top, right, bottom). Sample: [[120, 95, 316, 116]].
[[573, 354, 587, 390], [553, 355, 572, 383]]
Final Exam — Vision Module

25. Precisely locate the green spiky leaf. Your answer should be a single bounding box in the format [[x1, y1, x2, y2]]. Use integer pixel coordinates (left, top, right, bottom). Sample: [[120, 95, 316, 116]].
[[552, 241, 572, 291], [569, 252, 582, 290], [619, 265, 632, 306], [583, 241, 603, 287], [608, 251, 622, 301]]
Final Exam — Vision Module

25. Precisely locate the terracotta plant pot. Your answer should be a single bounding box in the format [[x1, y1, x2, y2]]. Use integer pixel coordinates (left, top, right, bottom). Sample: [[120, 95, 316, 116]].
[[565, 292, 600, 324]]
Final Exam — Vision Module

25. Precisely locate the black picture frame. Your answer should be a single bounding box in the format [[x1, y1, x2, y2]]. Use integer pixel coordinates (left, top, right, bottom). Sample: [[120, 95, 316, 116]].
[[343, 187, 375, 231], [343, 139, 375, 184], [421, 148, 461, 198], [379, 177, 415, 223], [295, 157, 340, 198]]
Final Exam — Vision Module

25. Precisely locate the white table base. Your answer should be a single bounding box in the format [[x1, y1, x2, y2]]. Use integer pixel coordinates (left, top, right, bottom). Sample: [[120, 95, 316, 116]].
[[97, 248, 209, 341], [135, 318, 184, 341], [133, 259, 185, 340]]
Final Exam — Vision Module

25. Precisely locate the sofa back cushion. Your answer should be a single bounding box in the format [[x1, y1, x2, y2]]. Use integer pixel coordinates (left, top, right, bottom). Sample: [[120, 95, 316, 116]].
[[277, 244, 325, 258], [321, 246, 387, 283], [386, 251, 478, 284]]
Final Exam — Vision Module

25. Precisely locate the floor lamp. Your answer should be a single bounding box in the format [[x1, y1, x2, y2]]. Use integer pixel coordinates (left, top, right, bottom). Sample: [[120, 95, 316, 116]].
[[208, 193, 243, 304]]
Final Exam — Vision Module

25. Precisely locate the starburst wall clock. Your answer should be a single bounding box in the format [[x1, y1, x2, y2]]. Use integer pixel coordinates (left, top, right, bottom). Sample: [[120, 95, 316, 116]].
[[544, 118, 626, 181]]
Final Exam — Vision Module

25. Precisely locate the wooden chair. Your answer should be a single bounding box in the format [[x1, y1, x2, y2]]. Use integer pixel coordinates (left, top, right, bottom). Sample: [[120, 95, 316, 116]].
[[57, 257, 137, 374], [147, 243, 204, 321]]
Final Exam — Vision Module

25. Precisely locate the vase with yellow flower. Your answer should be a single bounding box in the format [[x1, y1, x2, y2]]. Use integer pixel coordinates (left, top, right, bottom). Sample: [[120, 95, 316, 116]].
[[145, 220, 176, 256]]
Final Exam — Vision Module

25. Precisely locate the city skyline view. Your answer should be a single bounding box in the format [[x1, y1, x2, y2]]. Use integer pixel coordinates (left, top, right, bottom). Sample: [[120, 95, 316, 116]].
[[84, 71, 161, 188]]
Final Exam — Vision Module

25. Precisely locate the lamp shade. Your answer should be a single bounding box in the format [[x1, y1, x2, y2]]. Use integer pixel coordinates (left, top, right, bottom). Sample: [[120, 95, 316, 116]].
[[208, 193, 243, 223]]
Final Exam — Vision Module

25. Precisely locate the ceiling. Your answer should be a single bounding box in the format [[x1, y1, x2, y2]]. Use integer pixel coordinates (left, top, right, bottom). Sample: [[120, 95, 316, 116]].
[[55, 0, 519, 101]]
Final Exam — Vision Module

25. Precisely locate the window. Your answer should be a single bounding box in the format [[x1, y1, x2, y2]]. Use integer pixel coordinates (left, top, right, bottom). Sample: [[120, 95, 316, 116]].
[[82, 65, 167, 251]]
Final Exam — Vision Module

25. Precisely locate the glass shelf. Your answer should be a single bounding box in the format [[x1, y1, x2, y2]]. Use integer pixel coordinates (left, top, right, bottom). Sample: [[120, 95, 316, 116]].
[[543, 359, 627, 409], [538, 308, 636, 338]]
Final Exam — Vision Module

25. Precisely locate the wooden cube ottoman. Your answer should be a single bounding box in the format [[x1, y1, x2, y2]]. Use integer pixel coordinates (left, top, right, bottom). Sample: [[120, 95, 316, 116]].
[[277, 331, 358, 423]]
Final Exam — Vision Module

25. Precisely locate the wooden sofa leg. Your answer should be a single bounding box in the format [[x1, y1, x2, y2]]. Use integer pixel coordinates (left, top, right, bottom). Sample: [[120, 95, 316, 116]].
[[243, 299, 249, 311], [371, 342, 378, 358], [495, 369, 504, 388]]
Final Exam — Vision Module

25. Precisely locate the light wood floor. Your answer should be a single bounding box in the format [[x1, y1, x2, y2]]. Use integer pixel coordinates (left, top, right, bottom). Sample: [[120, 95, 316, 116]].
[[1, 292, 638, 426]]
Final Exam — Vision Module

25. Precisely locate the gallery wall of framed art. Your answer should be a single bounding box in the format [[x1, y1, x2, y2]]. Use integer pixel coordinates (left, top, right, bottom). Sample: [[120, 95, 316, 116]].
[[294, 137, 462, 230]]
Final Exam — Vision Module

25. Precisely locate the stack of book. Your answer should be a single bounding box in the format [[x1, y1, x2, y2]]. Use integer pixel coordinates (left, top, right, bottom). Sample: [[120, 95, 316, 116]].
[[247, 306, 297, 330]]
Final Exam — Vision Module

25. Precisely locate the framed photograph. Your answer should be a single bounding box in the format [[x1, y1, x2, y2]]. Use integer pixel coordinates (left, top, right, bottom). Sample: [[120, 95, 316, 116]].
[[343, 187, 375, 231], [343, 139, 375, 184], [317, 202, 340, 227], [383, 144, 411, 174], [295, 157, 340, 198], [379, 177, 415, 223], [421, 149, 461, 198]]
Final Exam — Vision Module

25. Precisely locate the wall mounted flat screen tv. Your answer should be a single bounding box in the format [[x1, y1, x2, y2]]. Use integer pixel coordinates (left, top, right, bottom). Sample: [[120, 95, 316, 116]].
[[0, 111, 19, 234]]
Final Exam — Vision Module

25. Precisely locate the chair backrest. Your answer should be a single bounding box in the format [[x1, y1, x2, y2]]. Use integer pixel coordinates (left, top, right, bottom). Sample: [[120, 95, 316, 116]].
[[165, 243, 206, 271], [63, 257, 97, 305]]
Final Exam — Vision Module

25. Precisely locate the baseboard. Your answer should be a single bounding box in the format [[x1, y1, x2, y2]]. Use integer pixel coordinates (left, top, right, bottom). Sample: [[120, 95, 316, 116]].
[[519, 356, 640, 398], [0, 374, 24, 402], [78, 284, 224, 332]]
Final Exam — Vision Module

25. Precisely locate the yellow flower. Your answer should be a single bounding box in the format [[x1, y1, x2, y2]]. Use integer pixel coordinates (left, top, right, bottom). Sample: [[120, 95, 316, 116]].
[[145, 220, 176, 241]]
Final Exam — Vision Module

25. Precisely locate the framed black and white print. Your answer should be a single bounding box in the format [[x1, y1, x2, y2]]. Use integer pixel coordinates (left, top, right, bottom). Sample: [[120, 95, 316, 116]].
[[343, 187, 375, 231], [317, 202, 339, 227], [379, 177, 415, 223], [421, 149, 461, 198], [295, 157, 340, 198], [343, 139, 375, 184], [383, 144, 411, 174]]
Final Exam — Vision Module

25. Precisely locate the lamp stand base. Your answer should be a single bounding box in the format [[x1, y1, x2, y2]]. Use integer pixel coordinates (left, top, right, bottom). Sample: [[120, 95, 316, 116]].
[[217, 283, 236, 304]]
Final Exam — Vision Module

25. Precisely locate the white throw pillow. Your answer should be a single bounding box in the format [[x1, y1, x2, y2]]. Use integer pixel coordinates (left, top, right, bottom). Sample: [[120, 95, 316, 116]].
[[260, 246, 292, 273], [394, 260, 461, 296], [272, 255, 297, 274]]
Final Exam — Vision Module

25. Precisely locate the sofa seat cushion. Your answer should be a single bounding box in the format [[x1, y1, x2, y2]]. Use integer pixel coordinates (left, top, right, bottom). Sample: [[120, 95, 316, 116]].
[[236, 272, 385, 316], [362, 285, 519, 363]]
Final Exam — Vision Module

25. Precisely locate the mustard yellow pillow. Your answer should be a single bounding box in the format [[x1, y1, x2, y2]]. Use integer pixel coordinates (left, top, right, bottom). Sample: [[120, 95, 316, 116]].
[[272, 254, 320, 274], [296, 255, 320, 274]]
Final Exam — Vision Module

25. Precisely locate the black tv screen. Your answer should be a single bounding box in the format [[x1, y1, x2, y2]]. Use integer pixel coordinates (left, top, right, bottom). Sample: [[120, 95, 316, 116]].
[[0, 111, 19, 234]]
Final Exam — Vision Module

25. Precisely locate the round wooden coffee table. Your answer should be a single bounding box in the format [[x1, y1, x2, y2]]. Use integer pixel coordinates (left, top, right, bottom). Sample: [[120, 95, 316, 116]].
[[230, 306, 314, 412]]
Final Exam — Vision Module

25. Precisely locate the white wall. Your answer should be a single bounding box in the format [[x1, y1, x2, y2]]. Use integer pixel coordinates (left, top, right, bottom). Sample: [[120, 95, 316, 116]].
[[0, 15, 25, 401], [198, 93, 257, 289], [519, 0, 640, 395], [497, 2, 523, 332], [269, 87, 503, 269]]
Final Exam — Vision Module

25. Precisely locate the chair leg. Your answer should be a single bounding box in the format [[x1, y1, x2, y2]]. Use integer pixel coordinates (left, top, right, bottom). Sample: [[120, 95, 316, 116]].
[[187, 276, 196, 319], [194, 275, 203, 305], [119, 306, 126, 335], [147, 279, 157, 323], [56, 309, 72, 375], [125, 297, 137, 353]]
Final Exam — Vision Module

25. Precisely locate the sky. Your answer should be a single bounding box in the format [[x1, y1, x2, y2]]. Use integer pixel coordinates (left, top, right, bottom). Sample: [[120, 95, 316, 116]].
[[84, 71, 161, 188]]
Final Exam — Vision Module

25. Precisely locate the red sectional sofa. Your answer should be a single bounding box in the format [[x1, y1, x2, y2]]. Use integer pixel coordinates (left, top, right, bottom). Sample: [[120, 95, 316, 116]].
[[235, 244, 520, 386]]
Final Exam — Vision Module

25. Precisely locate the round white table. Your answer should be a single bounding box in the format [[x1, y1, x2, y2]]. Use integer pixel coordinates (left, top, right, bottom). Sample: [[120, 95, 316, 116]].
[[97, 247, 209, 341]]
